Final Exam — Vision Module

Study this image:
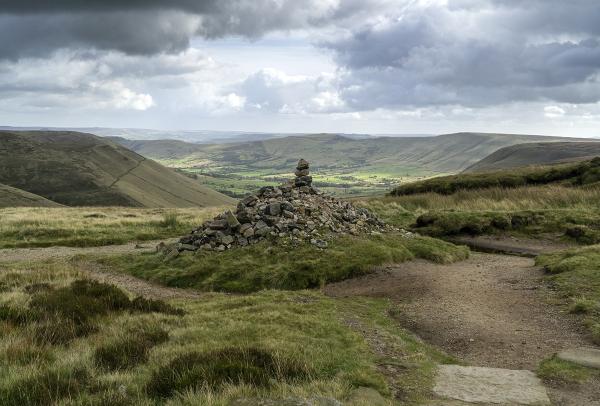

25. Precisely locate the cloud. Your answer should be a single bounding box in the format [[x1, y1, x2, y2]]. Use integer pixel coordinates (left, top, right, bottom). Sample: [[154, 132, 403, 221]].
[[322, 1, 600, 108], [0, 0, 388, 60]]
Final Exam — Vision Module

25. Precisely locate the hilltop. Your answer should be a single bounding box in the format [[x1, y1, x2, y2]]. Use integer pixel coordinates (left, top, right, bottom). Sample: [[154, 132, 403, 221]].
[[0, 183, 63, 208], [0, 131, 235, 207], [465, 141, 600, 172]]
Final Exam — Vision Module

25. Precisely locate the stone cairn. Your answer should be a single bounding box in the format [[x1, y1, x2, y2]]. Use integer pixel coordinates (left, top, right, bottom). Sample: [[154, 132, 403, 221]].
[[161, 159, 396, 257]]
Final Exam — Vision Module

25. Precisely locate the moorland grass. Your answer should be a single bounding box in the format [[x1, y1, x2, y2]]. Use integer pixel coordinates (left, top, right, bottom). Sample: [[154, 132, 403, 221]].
[[391, 157, 600, 196], [0, 206, 223, 248], [0, 259, 454, 405], [99, 233, 469, 293], [536, 245, 600, 344], [360, 185, 600, 243]]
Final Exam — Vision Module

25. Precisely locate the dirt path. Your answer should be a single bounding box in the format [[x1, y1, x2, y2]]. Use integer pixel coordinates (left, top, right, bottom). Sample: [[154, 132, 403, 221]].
[[326, 253, 590, 370], [0, 239, 174, 263], [327, 252, 600, 404], [445, 235, 576, 257], [0, 239, 201, 300]]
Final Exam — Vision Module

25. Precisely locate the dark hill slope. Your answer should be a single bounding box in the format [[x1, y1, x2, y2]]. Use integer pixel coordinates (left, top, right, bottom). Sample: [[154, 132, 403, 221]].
[[0, 131, 235, 207], [113, 132, 590, 173], [465, 141, 600, 173], [0, 183, 63, 208]]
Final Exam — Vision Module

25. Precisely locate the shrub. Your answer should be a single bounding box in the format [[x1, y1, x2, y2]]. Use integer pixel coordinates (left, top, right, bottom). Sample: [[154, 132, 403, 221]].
[[69, 279, 131, 311], [94, 326, 169, 371], [23, 282, 53, 294], [147, 347, 308, 398], [130, 297, 186, 316]]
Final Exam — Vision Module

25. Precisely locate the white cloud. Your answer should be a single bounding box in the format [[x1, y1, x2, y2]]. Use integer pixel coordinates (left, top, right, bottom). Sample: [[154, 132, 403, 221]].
[[544, 105, 566, 118]]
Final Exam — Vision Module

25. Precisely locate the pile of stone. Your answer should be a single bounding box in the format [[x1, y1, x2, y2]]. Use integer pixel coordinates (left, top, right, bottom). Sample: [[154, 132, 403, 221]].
[[168, 159, 393, 255]]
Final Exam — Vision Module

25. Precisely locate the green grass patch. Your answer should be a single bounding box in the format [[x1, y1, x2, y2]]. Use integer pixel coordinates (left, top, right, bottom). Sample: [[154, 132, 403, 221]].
[[537, 245, 600, 343], [99, 233, 469, 293], [537, 357, 593, 386]]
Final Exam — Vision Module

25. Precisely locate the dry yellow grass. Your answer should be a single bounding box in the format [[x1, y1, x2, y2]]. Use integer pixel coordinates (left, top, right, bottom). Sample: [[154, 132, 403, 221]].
[[0, 206, 226, 248]]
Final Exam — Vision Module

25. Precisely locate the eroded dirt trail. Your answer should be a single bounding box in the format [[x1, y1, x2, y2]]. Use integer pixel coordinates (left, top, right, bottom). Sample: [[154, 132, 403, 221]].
[[0, 239, 201, 300], [326, 252, 589, 370]]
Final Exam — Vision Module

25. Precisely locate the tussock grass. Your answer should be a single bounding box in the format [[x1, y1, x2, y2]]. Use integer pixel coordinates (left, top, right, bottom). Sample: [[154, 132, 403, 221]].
[[0, 206, 223, 248], [537, 245, 600, 344], [147, 347, 309, 398], [94, 325, 169, 371], [100, 233, 469, 293]]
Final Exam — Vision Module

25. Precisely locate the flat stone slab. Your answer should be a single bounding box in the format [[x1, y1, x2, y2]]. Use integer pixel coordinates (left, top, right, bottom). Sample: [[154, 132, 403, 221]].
[[557, 347, 600, 369], [433, 365, 550, 405]]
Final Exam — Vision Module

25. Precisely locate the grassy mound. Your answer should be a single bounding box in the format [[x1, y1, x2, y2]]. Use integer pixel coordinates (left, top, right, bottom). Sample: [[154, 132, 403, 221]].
[[100, 233, 469, 293], [536, 245, 600, 344], [392, 157, 600, 196]]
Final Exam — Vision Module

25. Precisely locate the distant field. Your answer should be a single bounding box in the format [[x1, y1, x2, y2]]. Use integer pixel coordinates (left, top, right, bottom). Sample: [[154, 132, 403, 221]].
[[180, 164, 441, 198], [0, 207, 224, 248]]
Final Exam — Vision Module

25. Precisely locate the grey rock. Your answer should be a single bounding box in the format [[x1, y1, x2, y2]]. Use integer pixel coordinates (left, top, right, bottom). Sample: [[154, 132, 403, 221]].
[[209, 219, 229, 230], [225, 210, 241, 229], [267, 202, 281, 216], [557, 347, 600, 369], [221, 235, 235, 245], [296, 158, 309, 170], [177, 243, 197, 252], [433, 365, 550, 405]]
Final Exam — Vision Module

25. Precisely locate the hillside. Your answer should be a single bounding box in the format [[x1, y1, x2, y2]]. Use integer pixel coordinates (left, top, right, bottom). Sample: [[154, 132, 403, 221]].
[[0, 131, 235, 207], [112, 132, 591, 196], [465, 141, 600, 172], [0, 183, 63, 208], [391, 157, 600, 196]]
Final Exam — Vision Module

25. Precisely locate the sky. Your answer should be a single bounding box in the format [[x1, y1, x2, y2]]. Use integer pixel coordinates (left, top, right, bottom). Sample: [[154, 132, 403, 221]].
[[1, 0, 600, 137]]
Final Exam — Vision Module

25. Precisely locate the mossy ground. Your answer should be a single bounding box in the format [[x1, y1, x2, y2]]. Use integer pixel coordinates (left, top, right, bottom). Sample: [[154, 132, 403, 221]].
[[98, 233, 468, 293], [0, 259, 454, 405]]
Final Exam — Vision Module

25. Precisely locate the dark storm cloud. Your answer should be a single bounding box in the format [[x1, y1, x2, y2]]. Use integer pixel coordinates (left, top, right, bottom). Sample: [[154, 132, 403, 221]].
[[0, 0, 382, 59], [323, 0, 600, 108]]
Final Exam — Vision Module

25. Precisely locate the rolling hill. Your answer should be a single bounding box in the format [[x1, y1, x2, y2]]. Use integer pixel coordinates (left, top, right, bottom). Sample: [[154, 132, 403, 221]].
[[0, 183, 63, 208], [0, 131, 235, 207], [113, 132, 593, 173], [464, 142, 600, 172], [110, 132, 594, 196]]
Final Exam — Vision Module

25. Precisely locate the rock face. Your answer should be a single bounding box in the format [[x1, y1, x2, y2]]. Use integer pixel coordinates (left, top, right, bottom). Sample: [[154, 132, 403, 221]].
[[170, 159, 390, 253]]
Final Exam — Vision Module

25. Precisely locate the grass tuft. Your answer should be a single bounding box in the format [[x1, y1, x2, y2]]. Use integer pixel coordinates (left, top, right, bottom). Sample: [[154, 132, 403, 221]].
[[94, 325, 169, 371], [147, 347, 309, 398], [537, 357, 591, 386]]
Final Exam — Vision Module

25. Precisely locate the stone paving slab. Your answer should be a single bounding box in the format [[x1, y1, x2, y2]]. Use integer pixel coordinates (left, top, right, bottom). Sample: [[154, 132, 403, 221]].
[[433, 365, 550, 405], [557, 347, 600, 369]]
